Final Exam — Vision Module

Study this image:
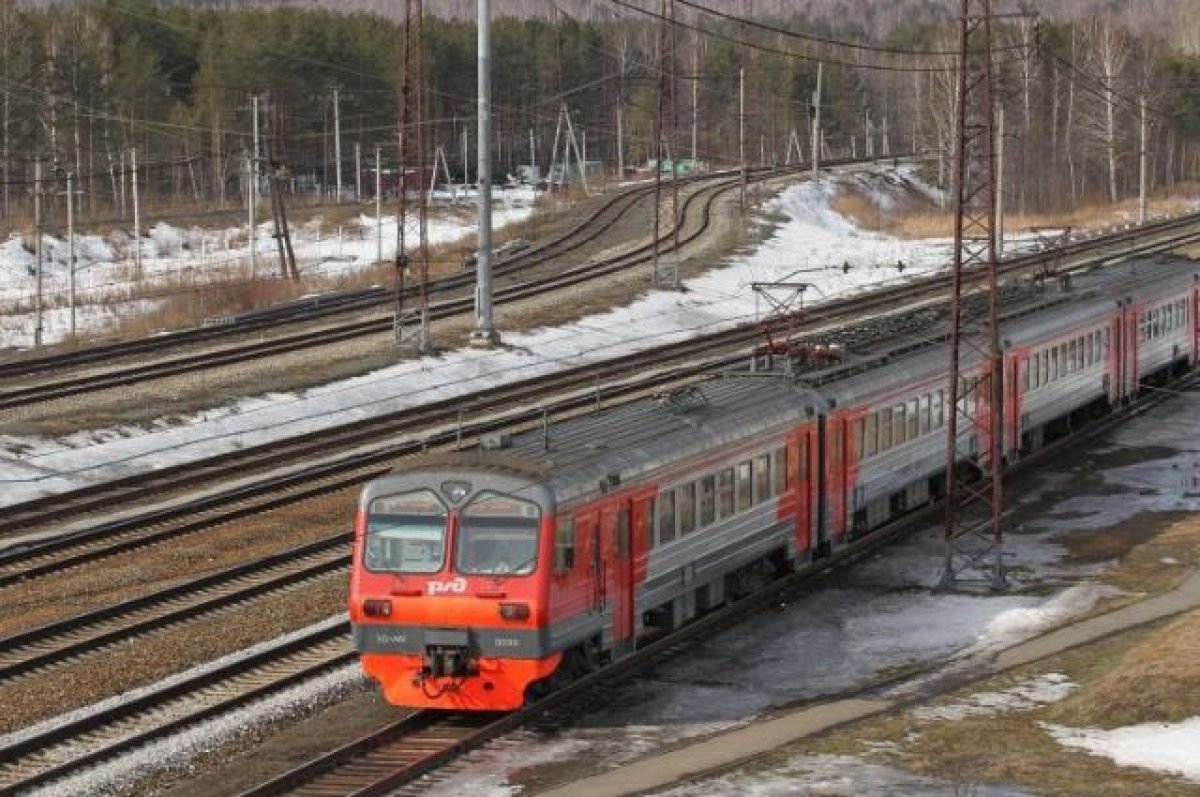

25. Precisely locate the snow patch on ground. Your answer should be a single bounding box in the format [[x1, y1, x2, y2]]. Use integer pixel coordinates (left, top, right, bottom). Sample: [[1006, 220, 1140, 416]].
[[651, 754, 1032, 797], [1043, 717, 1200, 783], [0, 614, 349, 750], [912, 673, 1076, 721], [0, 187, 538, 348], [0, 167, 954, 507], [9, 615, 358, 797]]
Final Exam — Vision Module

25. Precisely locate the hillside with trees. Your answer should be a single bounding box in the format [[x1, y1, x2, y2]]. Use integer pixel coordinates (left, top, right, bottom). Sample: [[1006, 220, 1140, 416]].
[[2, 0, 1200, 227]]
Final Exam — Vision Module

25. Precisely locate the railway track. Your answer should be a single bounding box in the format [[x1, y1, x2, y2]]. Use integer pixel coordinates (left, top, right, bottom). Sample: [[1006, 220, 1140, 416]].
[[0, 168, 748, 409], [0, 619, 355, 796], [233, 372, 1200, 797], [1, 321, 1194, 797], [0, 535, 347, 683], [2, 209, 1199, 583], [0, 165, 752, 385]]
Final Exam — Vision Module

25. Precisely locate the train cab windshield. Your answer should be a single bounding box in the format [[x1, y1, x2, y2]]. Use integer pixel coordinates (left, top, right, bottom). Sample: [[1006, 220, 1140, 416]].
[[455, 492, 540, 576], [365, 489, 448, 573]]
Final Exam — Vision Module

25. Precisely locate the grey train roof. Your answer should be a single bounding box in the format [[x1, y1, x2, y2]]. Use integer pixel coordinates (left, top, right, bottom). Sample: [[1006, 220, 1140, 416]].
[[379, 256, 1198, 508]]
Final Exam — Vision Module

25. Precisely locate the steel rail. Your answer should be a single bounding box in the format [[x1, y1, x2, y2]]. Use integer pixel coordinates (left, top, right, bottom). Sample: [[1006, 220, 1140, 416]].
[[0, 535, 347, 682], [0, 623, 353, 795], [2, 210, 1198, 585], [0, 166, 751, 382], [236, 372, 1200, 797]]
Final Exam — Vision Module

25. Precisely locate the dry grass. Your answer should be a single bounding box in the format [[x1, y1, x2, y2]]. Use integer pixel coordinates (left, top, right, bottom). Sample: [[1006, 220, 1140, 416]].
[[833, 181, 1200, 241], [800, 615, 1200, 797], [784, 510, 1200, 796]]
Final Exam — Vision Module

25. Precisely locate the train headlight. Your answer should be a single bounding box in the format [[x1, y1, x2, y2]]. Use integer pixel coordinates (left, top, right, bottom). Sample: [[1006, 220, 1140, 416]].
[[499, 602, 531, 621], [363, 598, 393, 618]]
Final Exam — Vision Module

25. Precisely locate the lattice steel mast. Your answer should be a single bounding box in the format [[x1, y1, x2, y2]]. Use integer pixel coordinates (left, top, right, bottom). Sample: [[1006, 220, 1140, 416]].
[[395, 0, 431, 352], [938, 0, 1007, 591]]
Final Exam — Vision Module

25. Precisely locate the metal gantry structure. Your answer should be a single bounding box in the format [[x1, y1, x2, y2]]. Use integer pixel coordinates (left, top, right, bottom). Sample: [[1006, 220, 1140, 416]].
[[938, 0, 1008, 592], [395, 0, 432, 352]]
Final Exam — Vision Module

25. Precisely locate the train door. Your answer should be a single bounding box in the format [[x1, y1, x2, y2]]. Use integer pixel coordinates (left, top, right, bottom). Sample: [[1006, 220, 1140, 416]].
[[604, 502, 635, 654], [1126, 308, 1141, 399], [792, 426, 813, 556], [577, 512, 603, 614]]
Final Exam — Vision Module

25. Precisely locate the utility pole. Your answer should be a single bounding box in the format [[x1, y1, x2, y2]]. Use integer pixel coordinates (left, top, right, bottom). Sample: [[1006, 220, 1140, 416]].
[[938, 0, 1007, 593], [1139, 92, 1148, 224], [739, 65, 746, 208], [462, 125, 469, 186], [691, 45, 699, 162], [615, 101, 624, 180], [67, 170, 76, 339], [376, 146, 383, 263], [996, 103, 1005, 259], [471, 0, 499, 345], [246, 154, 257, 271], [668, 0, 680, 287], [333, 86, 343, 202], [529, 128, 536, 177], [250, 94, 259, 271], [33, 159, 42, 348], [355, 141, 362, 201], [652, 0, 667, 283], [811, 62, 823, 182], [131, 147, 141, 279]]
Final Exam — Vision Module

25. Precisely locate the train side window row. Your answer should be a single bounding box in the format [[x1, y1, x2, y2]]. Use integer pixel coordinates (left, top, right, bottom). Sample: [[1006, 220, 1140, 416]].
[[1025, 327, 1109, 393], [1140, 299, 1190, 342], [856, 384, 959, 460], [652, 445, 791, 548]]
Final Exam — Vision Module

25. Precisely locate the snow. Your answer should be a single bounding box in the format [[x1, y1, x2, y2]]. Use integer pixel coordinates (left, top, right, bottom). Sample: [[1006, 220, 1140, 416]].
[[1042, 717, 1200, 783], [651, 754, 1032, 797], [0, 614, 349, 750], [0, 186, 538, 348], [4, 614, 360, 797], [911, 673, 1076, 721], [0, 166, 956, 507]]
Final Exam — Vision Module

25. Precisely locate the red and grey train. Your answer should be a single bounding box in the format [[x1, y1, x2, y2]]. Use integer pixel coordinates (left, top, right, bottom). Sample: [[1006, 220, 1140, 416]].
[[349, 258, 1200, 711]]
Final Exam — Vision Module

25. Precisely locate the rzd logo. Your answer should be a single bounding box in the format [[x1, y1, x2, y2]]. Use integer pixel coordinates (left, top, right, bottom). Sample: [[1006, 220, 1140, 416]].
[[427, 577, 467, 595]]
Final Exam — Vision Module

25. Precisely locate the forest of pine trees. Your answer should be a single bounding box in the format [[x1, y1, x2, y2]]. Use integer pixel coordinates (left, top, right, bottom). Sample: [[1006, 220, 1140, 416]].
[[3, 0, 1200, 228]]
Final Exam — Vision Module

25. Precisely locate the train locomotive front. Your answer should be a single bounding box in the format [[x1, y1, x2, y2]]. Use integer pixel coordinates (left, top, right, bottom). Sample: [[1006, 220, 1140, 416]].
[[349, 459, 561, 710]]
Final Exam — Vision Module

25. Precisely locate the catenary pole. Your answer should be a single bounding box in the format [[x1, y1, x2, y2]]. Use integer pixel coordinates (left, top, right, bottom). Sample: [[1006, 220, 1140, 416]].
[[376, 146, 383, 263], [1139, 92, 1148, 224], [472, 0, 499, 345], [811, 62, 823, 184], [33, 159, 42, 347], [67, 169, 76, 339], [131, 147, 141, 278], [333, 86, 343, 202]]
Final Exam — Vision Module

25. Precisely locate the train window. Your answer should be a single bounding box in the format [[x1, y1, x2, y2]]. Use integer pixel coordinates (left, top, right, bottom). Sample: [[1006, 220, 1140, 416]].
[[892, 404, 906, 446], [1024, 359, 1033, 392], [1069, 340, 1078, 372], [1085, 333, 1094, 366], [754, 455, 771, 502], [921, 394, 932, 434], [773, 449, 787, 495], [878, 408, 893, 450], [864, 414, 877, 457], [366, 490, 448, 574], [718, 468, 736, 518], [641, 498, 656, 547], [854, 419, 867, 460], [699, 475, 717, 525], [554, 517, 576, 572], [657, 489, 676, 545], [1102, 329, 1110, 358], [457, 492, 541, 576], [1051, 348, 1059, 381], [907, 399, 920, 440], [678, 483, 697, 535], [934, 390, 945, 428], [736, 461, 753, 511], [795, 438, 806, 481]]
